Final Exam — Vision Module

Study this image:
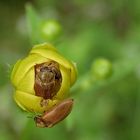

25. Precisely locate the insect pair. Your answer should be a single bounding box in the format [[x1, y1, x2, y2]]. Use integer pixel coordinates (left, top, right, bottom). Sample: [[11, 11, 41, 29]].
[[34, 61, 74, 128]]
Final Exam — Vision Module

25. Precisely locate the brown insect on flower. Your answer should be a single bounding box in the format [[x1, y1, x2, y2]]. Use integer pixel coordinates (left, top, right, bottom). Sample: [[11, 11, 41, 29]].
[[34, 98, 74, 128], [34, 61, 62, 99]]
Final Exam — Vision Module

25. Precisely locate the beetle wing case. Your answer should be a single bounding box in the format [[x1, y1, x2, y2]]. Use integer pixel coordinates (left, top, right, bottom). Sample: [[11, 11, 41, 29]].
[[34, 98, 74, 128]]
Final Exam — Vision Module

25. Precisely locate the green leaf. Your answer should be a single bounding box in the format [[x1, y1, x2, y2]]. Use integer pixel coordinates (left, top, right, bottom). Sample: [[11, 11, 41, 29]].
[[25, 3, 42, 44]]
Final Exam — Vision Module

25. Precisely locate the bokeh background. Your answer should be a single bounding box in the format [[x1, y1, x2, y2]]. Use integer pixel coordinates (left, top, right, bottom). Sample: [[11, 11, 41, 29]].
[[0, 0, 140, 140]]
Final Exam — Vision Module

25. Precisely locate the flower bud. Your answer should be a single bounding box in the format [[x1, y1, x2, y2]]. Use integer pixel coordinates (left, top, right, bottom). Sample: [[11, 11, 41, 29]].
[[41, 20, 62, 41], [11, 43, 77, 113], [91, 58, 112, 80]]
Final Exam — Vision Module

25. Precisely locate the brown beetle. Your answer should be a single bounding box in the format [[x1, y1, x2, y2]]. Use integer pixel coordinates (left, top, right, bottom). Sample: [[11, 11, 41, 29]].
[[34, 61, 62, 99], [34, 98, 74, 128]]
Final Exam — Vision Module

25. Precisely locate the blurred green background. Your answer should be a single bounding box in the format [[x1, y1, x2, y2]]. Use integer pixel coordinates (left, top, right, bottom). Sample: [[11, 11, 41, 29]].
[[0, 0, 140, 140]]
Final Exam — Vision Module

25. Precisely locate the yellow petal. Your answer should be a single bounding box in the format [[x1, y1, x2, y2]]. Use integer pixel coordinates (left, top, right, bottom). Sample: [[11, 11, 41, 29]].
[[33, 43, 57, 52], [11, 54, 49, 88], [17, 67, 35, 95], [11, 59, 22, 82], [54, 65, 70, 100], [14, 90, 59, 113]]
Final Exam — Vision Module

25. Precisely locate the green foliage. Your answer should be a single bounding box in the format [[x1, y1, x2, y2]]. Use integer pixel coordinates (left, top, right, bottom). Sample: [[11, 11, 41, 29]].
[[0, 0, 140, 140], [26, 3, 42, 44], [26, 3, 62, 45]]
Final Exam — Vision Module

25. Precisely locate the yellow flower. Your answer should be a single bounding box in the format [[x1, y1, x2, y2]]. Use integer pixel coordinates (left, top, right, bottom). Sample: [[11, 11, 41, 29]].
[[11, 43, 77, 113]]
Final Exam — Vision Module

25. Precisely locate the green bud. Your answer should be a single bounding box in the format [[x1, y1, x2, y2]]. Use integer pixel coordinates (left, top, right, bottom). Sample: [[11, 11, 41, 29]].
[[41, 20, 62, 41], [91, 58, 112, 80]]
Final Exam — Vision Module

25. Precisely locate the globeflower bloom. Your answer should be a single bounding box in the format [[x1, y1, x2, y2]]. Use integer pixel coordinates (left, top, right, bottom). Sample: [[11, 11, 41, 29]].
[[11, 43, 77, 114]]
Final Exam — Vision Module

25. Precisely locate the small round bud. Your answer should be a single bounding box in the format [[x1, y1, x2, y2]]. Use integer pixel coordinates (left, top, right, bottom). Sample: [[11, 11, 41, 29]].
[[41, 20, 62, 41], [91, 58, 112, 80]]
